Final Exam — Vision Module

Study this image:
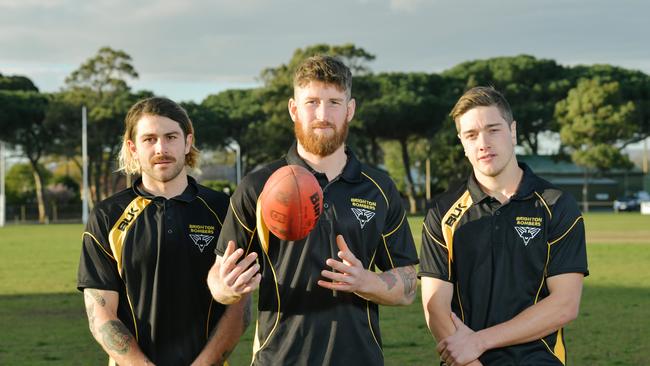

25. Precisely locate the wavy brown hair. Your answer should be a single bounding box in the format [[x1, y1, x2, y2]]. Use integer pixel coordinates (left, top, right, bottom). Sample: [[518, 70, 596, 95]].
[[293, 55, 352, 98], [118, 97, 199, 175]]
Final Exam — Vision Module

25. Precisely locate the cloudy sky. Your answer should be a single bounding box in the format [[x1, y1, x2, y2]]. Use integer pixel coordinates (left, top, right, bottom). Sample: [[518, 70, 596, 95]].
[[0, 0, 648, 102]]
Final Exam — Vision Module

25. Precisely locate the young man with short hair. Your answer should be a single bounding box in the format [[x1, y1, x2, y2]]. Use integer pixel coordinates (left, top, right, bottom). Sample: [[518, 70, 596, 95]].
[[419, 86, 588, 366], [78, 97, 249, 366], [207, 56, 419, 365]]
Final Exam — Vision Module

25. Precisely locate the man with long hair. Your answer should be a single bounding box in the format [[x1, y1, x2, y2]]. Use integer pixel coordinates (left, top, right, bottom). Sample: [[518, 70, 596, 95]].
[[78, 97, 249, 365]]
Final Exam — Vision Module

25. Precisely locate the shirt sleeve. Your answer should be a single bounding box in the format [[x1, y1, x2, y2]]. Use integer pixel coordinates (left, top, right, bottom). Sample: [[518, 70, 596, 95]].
[[373, 180, 419, 271], [77, 206, 122, 292], [418, 204, 453, 282], [215, 174, 260, 257], [547, 193, 589, 278]]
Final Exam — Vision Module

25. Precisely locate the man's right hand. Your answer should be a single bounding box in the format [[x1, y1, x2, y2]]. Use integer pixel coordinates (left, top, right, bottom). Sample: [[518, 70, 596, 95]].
[[207, 241, 261, 304]]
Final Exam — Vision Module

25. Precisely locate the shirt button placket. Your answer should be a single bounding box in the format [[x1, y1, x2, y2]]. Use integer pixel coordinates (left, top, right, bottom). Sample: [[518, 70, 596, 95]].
[[164, 200, 173, 234]]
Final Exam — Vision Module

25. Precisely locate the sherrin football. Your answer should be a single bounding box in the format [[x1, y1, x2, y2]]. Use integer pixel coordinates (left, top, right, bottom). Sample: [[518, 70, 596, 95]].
[[260, 165, 323, 241]]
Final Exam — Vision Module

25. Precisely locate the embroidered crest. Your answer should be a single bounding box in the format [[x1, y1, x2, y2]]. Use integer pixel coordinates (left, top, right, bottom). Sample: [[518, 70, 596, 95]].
[[514, 226, 541, 246], [189, 234, 214, 253], [351, 207, 375, 229]]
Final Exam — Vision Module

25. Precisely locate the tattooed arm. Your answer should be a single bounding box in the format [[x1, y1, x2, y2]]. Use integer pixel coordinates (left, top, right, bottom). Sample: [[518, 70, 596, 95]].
[[318, 235, 417, 306], [83, 288, 154, 366], [191, 294, 252, 366], [359, 264, 418, 306]]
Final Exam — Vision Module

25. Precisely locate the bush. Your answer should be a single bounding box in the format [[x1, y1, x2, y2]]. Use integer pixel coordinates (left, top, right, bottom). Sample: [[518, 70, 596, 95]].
[[201, 179, 236, 196]]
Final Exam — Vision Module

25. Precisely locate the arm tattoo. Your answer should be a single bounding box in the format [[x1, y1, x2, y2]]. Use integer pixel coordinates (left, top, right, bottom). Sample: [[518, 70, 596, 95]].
[[397, 266, 417, 298], [86, 289, 106, 306], [98, 320, 132, 355], [378, 271, 398, 290], [84, 289, 106, 337], [85, 300, 96, 336]]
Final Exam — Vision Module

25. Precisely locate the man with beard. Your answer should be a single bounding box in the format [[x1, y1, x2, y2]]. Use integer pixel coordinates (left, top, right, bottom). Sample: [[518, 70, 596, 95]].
[[419, 87, 588, 366], [207, 55, 419, 365], [78, 97, 250, 366]]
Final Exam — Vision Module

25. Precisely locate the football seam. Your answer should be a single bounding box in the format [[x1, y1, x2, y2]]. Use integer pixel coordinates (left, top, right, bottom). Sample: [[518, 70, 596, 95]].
[[290, 166, 304, 238]]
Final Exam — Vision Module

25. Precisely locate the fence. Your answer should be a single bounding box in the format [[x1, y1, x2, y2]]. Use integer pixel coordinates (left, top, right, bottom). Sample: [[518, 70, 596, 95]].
[[5, 203, 82, 224], [0, 199, 624, 226]]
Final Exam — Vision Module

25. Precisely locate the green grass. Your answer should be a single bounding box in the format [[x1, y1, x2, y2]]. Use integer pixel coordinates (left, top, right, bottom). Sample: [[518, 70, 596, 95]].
[[0, 224, 105, 365], [0, 214, 649, 365], [582, 212, 650, 244]]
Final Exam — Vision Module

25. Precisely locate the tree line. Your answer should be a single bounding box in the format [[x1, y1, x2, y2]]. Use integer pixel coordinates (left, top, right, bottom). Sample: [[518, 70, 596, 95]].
[[1, 44, 649, 222]]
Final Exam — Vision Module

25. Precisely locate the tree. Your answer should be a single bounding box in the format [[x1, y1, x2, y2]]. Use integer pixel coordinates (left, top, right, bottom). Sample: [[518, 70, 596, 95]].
[[443, 55, 572, 154], [0, 89, 61, 222], [355, 72, 450, 213], [555, 78, 637, 211], [251, 44, 377, 169], [4, 162, 52, 206], [348, 75, 384, 165], [569, 64, 650, 145], [425, 123, 472, 196], [65, 47, 139, 96], [198, 89, 266, 173], [60, 47, 147, 203], [180, 100, 227, 151], [0, 72, 38, 91], [260, 43, 375, 87]]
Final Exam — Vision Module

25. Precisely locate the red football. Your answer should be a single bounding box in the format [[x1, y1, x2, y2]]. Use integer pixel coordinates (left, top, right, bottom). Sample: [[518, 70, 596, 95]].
[[260, 165, 323, 241]]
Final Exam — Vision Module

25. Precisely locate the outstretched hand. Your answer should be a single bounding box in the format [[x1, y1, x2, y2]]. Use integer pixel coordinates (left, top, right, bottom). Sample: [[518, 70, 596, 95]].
[[207, 241, 261, 304], [317, 235, 370, 294]]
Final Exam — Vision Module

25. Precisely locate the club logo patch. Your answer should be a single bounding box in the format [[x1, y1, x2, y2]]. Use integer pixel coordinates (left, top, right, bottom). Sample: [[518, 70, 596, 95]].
[[351, 208, 375, 229], [189, 234, 214, 252], [514, 226, 541, 246]]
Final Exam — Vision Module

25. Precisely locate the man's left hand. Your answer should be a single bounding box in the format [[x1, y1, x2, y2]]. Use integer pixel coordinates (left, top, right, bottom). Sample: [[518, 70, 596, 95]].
[[437, 312, 485, 366], [318, 235, 370, 293]]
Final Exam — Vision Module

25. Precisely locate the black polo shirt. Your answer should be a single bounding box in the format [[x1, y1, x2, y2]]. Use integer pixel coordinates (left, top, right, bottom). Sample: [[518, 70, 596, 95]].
[[216, 142, 418, 366], [419, 163, 588, 366], [77, 176, 229, 366]]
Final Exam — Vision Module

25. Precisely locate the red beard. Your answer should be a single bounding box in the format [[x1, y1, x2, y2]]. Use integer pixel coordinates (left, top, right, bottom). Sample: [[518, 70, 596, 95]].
[[294, 119, 349, 157]]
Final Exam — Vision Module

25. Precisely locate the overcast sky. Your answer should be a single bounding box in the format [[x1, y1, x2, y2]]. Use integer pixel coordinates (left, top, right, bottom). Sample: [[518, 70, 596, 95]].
[[1, 0, 648, 102]]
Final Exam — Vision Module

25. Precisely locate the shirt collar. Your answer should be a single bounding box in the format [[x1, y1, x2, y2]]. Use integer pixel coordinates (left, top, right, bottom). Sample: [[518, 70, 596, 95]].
[[285, 141, 362, 183], [132, 175, 198, 202], [467, 162, 537, 204], [510, 163, 537, 200], [467, 172, 491, 204]]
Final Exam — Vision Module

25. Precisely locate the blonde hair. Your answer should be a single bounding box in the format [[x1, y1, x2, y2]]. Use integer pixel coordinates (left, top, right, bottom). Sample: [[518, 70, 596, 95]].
[[117, 97, 199, 175]]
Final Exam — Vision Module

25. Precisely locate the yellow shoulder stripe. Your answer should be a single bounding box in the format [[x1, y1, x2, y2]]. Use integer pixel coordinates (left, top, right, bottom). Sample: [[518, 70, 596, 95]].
[[534, 192, 553, 220], [440, 191, 473, 263], [230, 199, 253, 233], [383, 211, 406, 237], [197, 195, 224, 227], [549, 216, 583, 246], [440, 191, 472, 281], [361, 172, 389, 208], [422, 222, 447, 249], [255, 197, 270, 254], [82, 232, 115, 260], [108, 197, 151, 277]]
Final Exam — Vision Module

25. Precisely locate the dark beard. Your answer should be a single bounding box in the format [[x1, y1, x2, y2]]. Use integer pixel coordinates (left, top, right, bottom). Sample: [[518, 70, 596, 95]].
[[294, 120, 349, 157]]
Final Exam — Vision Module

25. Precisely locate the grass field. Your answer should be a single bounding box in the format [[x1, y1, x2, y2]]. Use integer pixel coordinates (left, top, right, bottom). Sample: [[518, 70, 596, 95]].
[[0, 212, 648, 365]]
